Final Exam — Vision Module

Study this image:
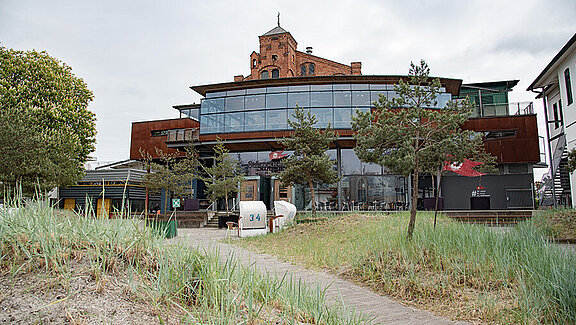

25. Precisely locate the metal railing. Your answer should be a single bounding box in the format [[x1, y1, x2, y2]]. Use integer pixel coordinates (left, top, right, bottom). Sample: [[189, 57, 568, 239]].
[[470, 102, 533, 118], [166, 128, 199, 142]]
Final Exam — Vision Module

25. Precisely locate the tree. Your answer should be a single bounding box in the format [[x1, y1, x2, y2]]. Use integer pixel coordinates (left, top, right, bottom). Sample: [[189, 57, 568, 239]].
[[0, 46, 96, 195], [141, 146, 200, 214], [352, 60, 493, 239], [278, 107, 339, 216], [201, 139, 244, 216]]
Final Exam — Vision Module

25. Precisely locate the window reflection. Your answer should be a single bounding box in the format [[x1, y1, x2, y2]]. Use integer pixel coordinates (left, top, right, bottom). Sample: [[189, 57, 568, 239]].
[[267, 110, 287, 130], [334, 108, 352, 128], [266, 93, 287, 109], [245, 111, 265, 131], [225, 112, 244, 132]]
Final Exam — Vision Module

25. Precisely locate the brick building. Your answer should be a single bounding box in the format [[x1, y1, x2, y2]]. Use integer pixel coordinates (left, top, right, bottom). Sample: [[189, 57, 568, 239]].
[[130, 23, 541, 212]]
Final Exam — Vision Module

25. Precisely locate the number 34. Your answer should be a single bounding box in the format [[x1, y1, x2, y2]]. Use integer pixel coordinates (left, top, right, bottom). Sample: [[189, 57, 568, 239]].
[[249, 213, 260, 222]]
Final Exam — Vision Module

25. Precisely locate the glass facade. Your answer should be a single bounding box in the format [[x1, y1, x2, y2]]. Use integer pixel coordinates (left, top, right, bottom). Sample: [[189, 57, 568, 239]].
[[200, 83, 453, 134]]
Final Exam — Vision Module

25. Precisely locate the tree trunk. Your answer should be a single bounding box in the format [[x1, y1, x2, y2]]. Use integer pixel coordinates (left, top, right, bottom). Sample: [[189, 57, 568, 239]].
[[433, 168, 442, 229], [225, 192, 229, 217], [163, 190, 169, 216], [408, 169, 419, 239], [308, 179, 317, 217]]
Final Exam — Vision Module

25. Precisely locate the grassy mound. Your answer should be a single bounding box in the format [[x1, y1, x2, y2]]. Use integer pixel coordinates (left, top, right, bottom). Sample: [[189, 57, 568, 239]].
[[238, 212, 576, 324], [0, 200, 369, 324]]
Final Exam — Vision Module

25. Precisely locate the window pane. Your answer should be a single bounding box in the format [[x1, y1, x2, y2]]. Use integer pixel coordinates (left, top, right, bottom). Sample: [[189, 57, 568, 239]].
[[333, 84, 351, 90], [333, 91, 351, 107], [201, 98, 224, 114], [266, 93, 287, 109], [311, 84, 332, 91], [261, 71, 269, 79], [370, 91, 386, 105], [246, 87, 266, 95], [200, 114, 224, 134], [225, 96, 244, 112], [351, 84, 369, 90], [227, 89, 246, 96], [288, 92, 310, 108], [245, 111, 266, 131], [300, 65, 306, 76], [272, 69, 279, 79], [341, 149, 362, 175], [224, 112, 244, 132], [334, 108, 352, 128], [267, 110, 287, 130], [309, 64, 315, 75], [206, 91, 226, 98], [289, 85, 309, 92], [244, 94, 265, 110], [267, 86, 288, 93], [352, 91, 371, 106], [310, 91, 333, 107], [311, 108, 332, 128]]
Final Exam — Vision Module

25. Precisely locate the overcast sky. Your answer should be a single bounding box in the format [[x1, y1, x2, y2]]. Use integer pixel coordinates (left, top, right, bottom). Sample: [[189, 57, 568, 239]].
[[1, 0, 575, 178]]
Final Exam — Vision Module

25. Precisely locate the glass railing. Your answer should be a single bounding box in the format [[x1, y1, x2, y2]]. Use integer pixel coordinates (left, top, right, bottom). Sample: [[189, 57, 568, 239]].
[[470, 102, 533, 118], [166, 128, 199, 142]]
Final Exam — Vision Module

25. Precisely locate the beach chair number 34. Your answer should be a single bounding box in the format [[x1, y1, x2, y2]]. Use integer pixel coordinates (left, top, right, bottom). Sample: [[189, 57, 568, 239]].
[[249, 213, 260, 222]]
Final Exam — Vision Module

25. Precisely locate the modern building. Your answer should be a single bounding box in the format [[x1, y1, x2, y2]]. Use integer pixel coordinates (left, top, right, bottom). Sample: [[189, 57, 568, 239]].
[[528, 33, 576, 207], [130, 23, 541, 211]]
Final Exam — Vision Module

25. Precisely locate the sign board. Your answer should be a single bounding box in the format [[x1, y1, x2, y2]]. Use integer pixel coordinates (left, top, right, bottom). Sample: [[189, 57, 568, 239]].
[[238, 201, 267, 237], [172, 199, 181, 208]]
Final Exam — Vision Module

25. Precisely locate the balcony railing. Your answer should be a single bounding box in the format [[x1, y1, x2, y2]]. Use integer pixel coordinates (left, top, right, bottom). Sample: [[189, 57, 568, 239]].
[[470, 102, 533, 118], [166, 128, 199, 143]]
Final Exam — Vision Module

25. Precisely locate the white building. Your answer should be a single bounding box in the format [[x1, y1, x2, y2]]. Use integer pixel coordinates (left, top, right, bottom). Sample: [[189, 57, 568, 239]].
[[528, 33, 576, 207]]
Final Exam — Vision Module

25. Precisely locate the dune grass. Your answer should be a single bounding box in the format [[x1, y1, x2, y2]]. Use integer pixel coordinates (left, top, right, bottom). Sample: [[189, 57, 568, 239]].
[[238, 212, 576, 324], [0, 197, 370, 324]]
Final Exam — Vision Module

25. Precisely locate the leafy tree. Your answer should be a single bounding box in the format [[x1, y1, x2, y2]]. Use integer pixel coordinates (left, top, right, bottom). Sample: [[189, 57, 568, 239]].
[[0, 46, 96, 195], [352, 60, 493, 239], [201, 139, 244, 216], [278, 107, 339, 216], [141, 147, 199, 213]]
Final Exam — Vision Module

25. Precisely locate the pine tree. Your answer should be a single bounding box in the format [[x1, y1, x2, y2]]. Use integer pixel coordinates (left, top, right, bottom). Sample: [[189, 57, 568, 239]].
[[201, 139, 244, 216], [352, 60, 494, 239], [278, 107, 339, 216]]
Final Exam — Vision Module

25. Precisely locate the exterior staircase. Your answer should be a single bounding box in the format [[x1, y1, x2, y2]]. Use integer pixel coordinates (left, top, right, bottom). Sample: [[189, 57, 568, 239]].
[[540, 135, 572, 207]]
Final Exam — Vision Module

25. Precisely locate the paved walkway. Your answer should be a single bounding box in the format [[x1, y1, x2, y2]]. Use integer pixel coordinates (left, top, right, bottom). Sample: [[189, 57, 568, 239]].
[[169, 228, 468, 325]]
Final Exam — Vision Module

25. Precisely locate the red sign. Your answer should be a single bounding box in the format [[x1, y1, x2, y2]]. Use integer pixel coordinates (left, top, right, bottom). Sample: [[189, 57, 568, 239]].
[[269, 151, 288, 160], [443, 159, 485, 177]]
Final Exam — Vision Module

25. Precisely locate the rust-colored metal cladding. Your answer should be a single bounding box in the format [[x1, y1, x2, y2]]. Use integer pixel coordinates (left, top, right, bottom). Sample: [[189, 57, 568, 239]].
[[130, 118, 199, 160], [463, 114, 540, 163]]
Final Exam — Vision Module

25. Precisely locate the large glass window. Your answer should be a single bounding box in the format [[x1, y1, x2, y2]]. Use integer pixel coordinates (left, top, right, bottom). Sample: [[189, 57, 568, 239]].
[[266, 93, 287, 109], [201, 98, 224, 114], [200, 114, 224, 134], [225, 112, 244, 132], [311, 108, 332, 128], [245, 111, 265, 131], [333, 91, 351, 107], [371, 91, 386, 104], [341, 149, 362, 175], [245, 94, 265, 110], [288, 92, 310, 108], [310, 91, 333, 107], [225, 96, 244, 112], [352, 91, 371, 106], [267, 109, 287, 130], [334, 108, 352, 128]]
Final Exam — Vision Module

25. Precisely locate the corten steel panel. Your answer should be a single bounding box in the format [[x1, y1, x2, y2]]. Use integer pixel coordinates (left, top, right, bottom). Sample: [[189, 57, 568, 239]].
[[463, 115, 540, 163], [130, 118, 199, 160]]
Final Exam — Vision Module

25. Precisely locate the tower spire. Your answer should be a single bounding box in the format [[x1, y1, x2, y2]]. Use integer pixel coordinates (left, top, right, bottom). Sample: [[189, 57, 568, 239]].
[[277, 12, 280, 26]]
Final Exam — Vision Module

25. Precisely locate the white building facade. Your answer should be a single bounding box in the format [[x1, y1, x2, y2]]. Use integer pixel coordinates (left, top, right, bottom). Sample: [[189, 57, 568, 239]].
[[529, 33, 576, 207]]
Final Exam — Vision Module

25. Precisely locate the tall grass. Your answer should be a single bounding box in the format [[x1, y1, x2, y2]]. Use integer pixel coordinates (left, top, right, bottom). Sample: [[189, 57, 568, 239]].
[[239, 212, 576, 324], [0, 196, 370, 324]]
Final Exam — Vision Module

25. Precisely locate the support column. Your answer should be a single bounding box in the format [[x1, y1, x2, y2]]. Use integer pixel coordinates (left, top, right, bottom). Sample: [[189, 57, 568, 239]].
[[337, 147, 342, 211]]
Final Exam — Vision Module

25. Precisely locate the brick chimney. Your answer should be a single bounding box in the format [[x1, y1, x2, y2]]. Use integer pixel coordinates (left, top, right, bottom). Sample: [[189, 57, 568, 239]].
[[351, 62, 362, 75], [234, 75, 244, 82]]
